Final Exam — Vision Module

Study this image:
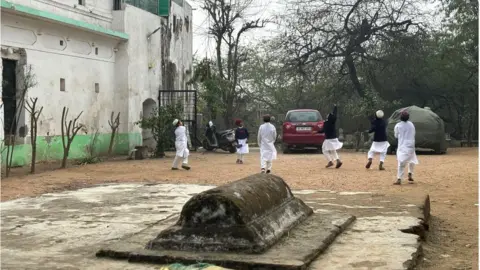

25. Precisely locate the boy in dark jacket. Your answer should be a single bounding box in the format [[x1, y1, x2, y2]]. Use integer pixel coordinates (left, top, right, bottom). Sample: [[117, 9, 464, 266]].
[[235, 119, 249, 164], [366, 110, 390, 170], [320, 105, 343, 168]]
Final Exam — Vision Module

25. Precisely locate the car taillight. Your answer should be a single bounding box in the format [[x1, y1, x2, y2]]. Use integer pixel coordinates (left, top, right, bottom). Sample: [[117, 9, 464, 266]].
[[284, 124, 292, 130]]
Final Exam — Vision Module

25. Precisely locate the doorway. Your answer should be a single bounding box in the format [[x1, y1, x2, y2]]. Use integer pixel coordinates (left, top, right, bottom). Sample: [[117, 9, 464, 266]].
[[142, 98, 157, 150], [2, 59, 17, 141]]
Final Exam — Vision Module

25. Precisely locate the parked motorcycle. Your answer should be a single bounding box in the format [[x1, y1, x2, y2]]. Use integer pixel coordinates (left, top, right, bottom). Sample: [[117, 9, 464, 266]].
[[202, 121, 237, 153]]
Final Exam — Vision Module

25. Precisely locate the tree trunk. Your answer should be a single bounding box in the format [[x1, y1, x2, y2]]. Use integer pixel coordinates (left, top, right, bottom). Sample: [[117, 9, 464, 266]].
[[345, 54, 364, 97], [61, 154, 68, 168], [224, 94, 234, 128], [5, 143, 11, 177], [30, 115, 36, 173], [62, 144, 70, 168], [31, 134, 37, 173], [467, 112, 474, 146], [215, 37, 224, 79], [108, 131, 116, 156], [31, 144, 36, 173], [224, 107, 233, 129]]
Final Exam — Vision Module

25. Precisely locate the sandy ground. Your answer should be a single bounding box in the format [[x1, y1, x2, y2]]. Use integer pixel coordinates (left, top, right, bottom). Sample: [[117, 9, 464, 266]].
[[1, 147, 478, 269]]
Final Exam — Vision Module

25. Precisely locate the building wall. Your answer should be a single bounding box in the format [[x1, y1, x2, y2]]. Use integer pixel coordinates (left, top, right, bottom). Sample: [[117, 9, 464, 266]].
[[6, 0, 114, 29], [112, 5, 164, 149], [111, 2, 194, 149], [169, 0, 193, 91], [1, 0, 194, 167], [164, 0, 195, 140], [1, 11, 130, 166]]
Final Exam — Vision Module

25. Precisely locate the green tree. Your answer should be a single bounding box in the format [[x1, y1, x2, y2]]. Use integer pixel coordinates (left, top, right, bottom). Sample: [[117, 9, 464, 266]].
[[136, 103, 184, 157]]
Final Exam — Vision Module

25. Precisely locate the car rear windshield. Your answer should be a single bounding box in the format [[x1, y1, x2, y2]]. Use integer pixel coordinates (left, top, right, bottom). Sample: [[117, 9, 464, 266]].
[[286, 111, 323, 122]]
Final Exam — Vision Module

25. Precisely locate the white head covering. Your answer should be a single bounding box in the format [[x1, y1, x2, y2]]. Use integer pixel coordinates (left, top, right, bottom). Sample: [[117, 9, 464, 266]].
[[172, 119, 179, 126], [375, 110, 384, 118]]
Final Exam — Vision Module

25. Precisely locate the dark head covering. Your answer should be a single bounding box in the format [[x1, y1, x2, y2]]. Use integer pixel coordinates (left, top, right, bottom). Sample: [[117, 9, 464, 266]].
[[235, 119, 242, 126], [263, 115, 271, 122], [400, 110, 410, 122]]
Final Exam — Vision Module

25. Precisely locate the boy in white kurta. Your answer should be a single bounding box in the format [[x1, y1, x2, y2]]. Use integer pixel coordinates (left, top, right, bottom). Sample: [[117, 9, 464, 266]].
[[257, 115, 277, 174], [393, 111, 418, 185], [172, 119, 191, 170]]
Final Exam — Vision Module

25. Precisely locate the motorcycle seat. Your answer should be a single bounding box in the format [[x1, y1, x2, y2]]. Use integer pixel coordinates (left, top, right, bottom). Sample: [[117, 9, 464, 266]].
[[218, 130, 234, 135]]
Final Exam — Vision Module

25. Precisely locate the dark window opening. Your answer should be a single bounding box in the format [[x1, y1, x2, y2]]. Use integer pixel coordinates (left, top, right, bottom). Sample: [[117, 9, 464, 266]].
[[113, 0, 121, 10], [60, 40, 64, 46], [78, 0, 85, 5], [60, 78, 66, 91], [173, 15, 177, 30], [2, 58, 17, 137], [95, 83, 99, 93], [95, 47, 98, 55]]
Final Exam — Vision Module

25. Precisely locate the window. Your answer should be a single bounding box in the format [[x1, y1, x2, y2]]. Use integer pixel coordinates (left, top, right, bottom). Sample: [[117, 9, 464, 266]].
[[60, 78, 66, 92], [95, 83, 99, 93], [286, 111, 323, 122], [95, 47, 98, 55], [78, 0, 85, 5], [59, 40, 64, 46], [113, 0, 121, 10]]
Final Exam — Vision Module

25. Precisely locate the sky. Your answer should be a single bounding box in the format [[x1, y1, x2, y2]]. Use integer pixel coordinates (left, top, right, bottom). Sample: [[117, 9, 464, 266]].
[[188, 0, 284, 59], [188, 0, 444, 60]]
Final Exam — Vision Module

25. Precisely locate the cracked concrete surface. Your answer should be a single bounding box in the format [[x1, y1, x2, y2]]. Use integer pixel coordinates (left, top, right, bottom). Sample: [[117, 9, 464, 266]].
[[1, 183, 428, 270]]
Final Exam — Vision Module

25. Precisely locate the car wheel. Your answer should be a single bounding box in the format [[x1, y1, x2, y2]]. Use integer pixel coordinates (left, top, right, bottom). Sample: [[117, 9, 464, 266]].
[[387, 146, 395, 155], [316, 145, 323, 154]]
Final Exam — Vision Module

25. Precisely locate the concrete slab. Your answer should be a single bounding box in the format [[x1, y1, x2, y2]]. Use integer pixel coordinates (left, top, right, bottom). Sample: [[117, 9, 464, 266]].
[[97, 212, 355, 269], [310, 216, 422, 270], [1, 183, 429, 270], [1, 184, 213, 270]]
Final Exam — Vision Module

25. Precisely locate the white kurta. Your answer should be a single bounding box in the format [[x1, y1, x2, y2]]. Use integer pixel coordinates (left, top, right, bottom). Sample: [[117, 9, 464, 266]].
[[322, 138, 343, 151], [174, 126, 189, 158], [258, 123, 277, 161], [237, 139, 249, 154], [394, 121, 418, 164], [369, 141, 390, 153]]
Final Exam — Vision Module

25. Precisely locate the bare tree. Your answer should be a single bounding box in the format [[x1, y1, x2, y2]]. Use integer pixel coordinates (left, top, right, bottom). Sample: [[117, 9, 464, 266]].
[[3, 65, 37, 177], [60, 107, 83, 168], [281, 0, 425, 97], [25, 97, 43, 174], [199, 0, 268, 126], [108, 111, 120, 156]]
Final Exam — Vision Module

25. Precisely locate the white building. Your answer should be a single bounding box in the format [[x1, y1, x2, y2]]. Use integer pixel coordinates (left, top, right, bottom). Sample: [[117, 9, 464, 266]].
[[0, 0, 193, 167]]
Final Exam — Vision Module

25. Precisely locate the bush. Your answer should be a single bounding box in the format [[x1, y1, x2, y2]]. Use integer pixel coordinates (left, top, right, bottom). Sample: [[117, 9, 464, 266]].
[[136, 103, 184, 157], [77, 156, 102, 165]]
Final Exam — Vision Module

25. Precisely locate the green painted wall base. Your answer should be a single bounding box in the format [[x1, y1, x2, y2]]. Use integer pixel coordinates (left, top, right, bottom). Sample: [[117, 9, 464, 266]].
[[2, 133, 142, 167]]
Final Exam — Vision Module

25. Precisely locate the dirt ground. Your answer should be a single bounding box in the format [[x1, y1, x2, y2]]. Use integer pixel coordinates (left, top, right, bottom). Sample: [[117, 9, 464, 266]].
[[1, 147, 478, 269]]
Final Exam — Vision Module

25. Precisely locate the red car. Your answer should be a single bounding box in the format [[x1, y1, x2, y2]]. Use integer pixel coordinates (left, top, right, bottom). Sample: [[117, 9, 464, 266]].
[[281, 109, 325, 153]]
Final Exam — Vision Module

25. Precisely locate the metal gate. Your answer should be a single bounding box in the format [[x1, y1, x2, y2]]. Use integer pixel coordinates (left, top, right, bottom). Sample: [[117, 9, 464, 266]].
[[158, 90, 200, 150]]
